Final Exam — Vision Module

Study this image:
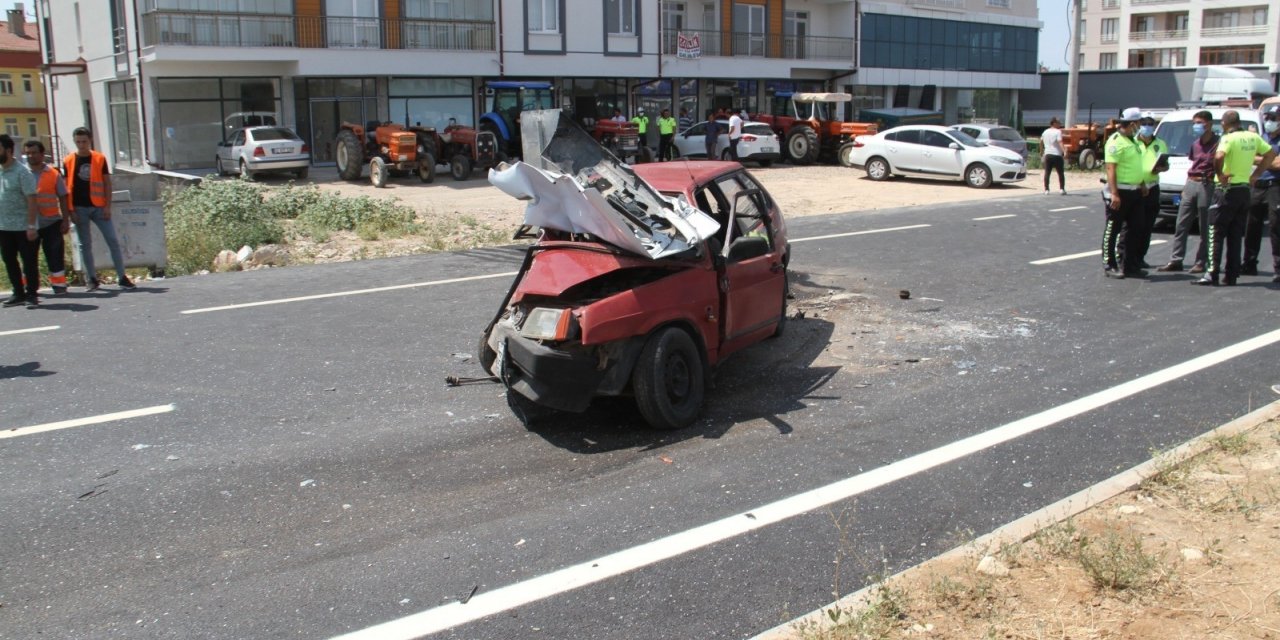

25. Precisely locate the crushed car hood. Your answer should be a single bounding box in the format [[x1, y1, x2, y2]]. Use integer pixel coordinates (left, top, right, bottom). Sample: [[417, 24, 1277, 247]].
[[515, 243, 682, 298], [488, 110, 720, 260]]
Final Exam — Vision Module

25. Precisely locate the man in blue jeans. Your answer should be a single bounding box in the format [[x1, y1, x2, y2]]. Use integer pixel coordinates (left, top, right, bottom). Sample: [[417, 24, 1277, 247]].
[[64, 127, 132, 290]]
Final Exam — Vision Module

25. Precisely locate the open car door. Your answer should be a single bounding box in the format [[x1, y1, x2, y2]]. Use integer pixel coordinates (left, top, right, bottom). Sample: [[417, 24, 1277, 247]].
[[712, 173, 785, 356]]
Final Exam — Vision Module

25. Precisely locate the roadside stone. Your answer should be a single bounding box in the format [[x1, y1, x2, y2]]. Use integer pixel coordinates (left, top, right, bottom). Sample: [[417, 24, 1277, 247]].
[[1116, 505, 1144, 516], [251, 244, 288, 266], [976, 555, 1010, 577], [1180, 547, 1205, 563], [212, 249, 241, 272], [236, 245, 253, 263]]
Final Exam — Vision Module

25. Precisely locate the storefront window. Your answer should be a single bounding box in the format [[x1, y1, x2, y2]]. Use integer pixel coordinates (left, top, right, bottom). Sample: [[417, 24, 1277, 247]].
[[560, 78, 627, 126], [388, 78, 474, 130], [155, 76, 281, 169], [108, 80, 144, 168]]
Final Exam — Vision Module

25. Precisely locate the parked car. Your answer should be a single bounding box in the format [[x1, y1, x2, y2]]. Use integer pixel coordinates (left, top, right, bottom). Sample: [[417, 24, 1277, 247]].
[[1154, 107, 1263, 224], [481, 111, 789, 430], [672, 120, 780, 167], [215, 126, 310, 180], [846, 125, 1027, 188], [950, 123, 1028, 161]]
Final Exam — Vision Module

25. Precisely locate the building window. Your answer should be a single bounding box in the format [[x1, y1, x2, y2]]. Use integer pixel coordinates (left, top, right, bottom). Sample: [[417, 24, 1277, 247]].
[[142, 0, 293, 12], [1101, 18, 1117, 42], [157, 77, 281, 169], [402, 0, 492, 20], [663, 1, 685, 31], [986, 0, 1010, 8], [861, 14, 1038, 74], [732, 2, 766, 57], [22, 75, 32, 93], [1078, 19, 1085, 44], [606, 0, 636, 35], [529, 0, 559, 33], [1099, 52, 1117, 69], [0, 75, 12, 95], [27, 119, 38, 138], [1128, 47, 1184, 68], [3, 118, 17, 137], [108, 80, 144, 168], [1200, 45, 1264, 65]]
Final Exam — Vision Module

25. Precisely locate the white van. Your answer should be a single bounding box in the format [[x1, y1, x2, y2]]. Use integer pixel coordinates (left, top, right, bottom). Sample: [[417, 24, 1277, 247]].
[[1154, 107, 1262, 223]]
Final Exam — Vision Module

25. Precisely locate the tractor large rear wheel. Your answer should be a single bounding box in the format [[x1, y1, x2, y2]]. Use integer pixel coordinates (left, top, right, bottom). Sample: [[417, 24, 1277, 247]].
[[335, 130, 364, 181], [786, 127, 821, 165], [838, 142, 857, 168]]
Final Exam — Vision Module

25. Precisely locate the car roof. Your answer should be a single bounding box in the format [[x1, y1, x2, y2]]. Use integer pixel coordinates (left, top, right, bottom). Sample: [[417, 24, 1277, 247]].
[[952, 123, 1011, 131], [882, 125, 956, 135], [633, 161, 739, 191], [1158, 108, 1260, 122]]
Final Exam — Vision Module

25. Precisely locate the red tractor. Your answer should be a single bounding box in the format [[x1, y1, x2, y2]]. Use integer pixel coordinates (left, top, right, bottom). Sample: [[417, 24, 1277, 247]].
[[753, 92, 877, 166], [415, 119, 501, 181], [334, 121, 434, 187], [590, 119, 649, 164]]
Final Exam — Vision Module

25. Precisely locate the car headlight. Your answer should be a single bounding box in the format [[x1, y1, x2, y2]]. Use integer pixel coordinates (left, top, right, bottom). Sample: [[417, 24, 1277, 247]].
[[992, 156, 1020, 165], [520, 307, 575, 341]]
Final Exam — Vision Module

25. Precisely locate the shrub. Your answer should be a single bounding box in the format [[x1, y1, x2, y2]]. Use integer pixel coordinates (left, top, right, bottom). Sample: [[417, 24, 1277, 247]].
[[163, 179, 284, 275], [295, 193, 419, 241]]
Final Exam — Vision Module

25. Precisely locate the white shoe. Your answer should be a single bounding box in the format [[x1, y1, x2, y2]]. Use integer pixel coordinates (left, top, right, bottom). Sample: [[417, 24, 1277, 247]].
[[1060, 190, 1067, 195], [1043, 189, 1049, 195]]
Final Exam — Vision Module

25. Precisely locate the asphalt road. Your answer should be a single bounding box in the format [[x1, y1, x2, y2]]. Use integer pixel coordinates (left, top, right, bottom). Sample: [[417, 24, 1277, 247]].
[[2, 189, 1277, 640]]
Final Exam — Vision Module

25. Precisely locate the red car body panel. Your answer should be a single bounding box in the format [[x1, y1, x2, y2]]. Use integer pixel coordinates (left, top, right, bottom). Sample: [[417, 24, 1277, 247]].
[[576, 266, 721, 363], [512, 242, 664, 299]]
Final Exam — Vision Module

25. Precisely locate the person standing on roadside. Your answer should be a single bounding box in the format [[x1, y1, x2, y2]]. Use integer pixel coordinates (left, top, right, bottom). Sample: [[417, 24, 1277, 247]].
[[631, 108, 651, 154], [1197, 110, 1276, 286], [1041, 117, 1065, 195], [610, 108, 626, 123], [1242, 104, 1280, 281], [1130, 112, 1168, 269], [726, 109, 743, 162], [677, 107, 693, 132], [657, 108, 677, 162], [0, 134, 40, 308], [703, 109, 721, 160], [1102, 107, 1147, 279], [65, 127, 132, 291], [24, 140, 71, 295], [1158, 110, 1217, 274]]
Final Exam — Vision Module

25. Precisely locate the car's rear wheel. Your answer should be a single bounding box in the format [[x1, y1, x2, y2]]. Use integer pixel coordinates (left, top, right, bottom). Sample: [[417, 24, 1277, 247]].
[[633, 327, 704, 430], [866, 157, 890, 181], [965, 163, 993, 189], [239, 159, 255, 181], [757, 159, 773, 168], [295, 167, 308, 180]]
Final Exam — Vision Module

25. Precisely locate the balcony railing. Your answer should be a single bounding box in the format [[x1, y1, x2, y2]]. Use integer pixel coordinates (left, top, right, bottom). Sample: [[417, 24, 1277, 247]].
[[908, 0, 967, 8], [1101, 33, 1118, 43], [141, 12, 496, 51], [1200, 25, 1268, 38], [1129, 0, 1186, 5], [1129, 29, 1188, 40], [661, 29, 854, 61], [1101, 0, 1119, 10]]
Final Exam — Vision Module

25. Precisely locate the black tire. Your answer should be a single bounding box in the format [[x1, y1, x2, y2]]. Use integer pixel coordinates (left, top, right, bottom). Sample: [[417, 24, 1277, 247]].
[[638, 146, 654, 164], [1078, 148, 1098, 171], [215, 156, 226, 176], [335, 129, 363, 180], [866, 157, 891, 181], [837, 142, 857, 168], [417, 153, 436, 183], [757, 159, 774, 168], [239, 159, 255, 181], [965, 163, 993, 188], [450, 154, 473, 181], [786, 127, 820, 165], [632, 327, 705, 430], [477, 332, 496, 374], [295, 167, 308, 180], [370, 157, 389, 188]]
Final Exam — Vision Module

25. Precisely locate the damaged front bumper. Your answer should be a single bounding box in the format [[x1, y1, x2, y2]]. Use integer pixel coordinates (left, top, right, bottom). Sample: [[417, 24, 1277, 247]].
[[488, 322, 642, 413]]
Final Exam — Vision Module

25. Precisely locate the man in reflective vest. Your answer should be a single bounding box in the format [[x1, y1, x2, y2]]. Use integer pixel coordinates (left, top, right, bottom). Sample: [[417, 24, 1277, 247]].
[[23, 140, 71, 295], [657, 109, 677, 161], [1198, 110, 1277, 286], [1102, 107, 1148, 279], [64, 126, 132, 290]]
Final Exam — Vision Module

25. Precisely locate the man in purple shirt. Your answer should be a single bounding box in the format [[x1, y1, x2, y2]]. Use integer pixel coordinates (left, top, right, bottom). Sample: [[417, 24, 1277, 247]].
[[1158, 110, 1216, 273]]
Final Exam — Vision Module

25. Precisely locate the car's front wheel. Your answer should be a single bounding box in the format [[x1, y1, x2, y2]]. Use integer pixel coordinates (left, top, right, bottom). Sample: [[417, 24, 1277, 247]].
[[965, 163, 993, 188], [866, 157, 890, 181], [633, 327, 705, 430]]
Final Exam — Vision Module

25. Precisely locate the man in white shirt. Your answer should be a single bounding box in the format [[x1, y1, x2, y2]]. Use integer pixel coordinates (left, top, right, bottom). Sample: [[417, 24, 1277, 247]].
[[1041, 117, 1065, 195], [727, 111, 744, 161]]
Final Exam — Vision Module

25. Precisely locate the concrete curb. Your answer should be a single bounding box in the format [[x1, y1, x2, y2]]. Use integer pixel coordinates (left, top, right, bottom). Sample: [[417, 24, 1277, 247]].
[[751, 398, 1280, 640]]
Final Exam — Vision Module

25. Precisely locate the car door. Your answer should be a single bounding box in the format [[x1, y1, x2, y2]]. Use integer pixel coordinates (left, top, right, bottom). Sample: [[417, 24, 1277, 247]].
[[882, 129, 923, 173], [677, 122, 707, 157], [711, 172, 785, 355], [230, 129, 248, 167], [918, 130, 963, 176]]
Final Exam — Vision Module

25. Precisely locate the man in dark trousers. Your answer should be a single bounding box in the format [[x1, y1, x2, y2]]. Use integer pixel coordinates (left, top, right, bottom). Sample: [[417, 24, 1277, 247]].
[[703, 109, 720, 160], [1102, 107, 1147, 279], [1242, 104, 1280, 281], [0, 133, 40, 308], [1158, 110, 1216, 273], [1197, 110, 1277, 286], [24, 140, 71, 295]]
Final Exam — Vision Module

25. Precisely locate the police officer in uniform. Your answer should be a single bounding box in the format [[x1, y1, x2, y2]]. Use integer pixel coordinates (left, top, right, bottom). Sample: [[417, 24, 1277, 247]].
[[1198, 110, 1277, 286], [1102, 107, 1147, 279], [1242, 104, 1280, 282], [1133, 112, 1168, 268]]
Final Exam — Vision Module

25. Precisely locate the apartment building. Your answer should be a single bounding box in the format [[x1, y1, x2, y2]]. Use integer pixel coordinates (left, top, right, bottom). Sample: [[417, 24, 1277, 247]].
[[1079, 0, 1279, 70], [0, 4, 48, 147]]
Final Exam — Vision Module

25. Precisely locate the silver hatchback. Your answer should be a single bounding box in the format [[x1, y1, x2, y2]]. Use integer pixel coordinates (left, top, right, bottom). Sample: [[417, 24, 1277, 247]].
[[215, 126, 310, 180], [950, 123, 1028, 161]]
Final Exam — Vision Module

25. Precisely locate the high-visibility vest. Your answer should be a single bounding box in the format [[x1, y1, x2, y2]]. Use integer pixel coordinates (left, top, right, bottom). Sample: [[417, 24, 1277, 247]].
[[34, 167, 62, 218], [63, 151, 109, 209]]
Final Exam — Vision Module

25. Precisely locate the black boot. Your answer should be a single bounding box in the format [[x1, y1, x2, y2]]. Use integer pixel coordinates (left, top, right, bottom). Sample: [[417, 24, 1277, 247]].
[[1194, 273, 1219, 286]]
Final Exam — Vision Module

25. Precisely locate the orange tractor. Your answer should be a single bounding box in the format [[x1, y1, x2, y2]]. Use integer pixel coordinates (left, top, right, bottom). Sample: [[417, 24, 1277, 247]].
[[334, 121, 435, 187], [590, 119, 648, 164], [753, 92, 877, 165], [1060, 119, 1119, 170]]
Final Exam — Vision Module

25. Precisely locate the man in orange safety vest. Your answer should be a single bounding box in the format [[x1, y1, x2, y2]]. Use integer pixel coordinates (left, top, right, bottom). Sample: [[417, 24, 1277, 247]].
[[24, 140, 71, 295], [64, 127, 132, 290]]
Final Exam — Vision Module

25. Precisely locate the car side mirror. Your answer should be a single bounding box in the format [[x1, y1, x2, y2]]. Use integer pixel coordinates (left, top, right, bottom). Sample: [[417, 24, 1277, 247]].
[[949, 142, 961, 150], [727, 236, 770, 262]]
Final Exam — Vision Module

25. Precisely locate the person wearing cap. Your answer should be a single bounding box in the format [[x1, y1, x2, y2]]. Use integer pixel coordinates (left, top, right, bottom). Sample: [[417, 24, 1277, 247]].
[[1158, 110, 1216, 274], [1101, 107, 1148, 279], [1125, 111, 1168, 269], [1197, 109, 1277, 286], [1242, 104, 1280, 282], [631, 108, 651, 152], [657, 108, 677, 162]]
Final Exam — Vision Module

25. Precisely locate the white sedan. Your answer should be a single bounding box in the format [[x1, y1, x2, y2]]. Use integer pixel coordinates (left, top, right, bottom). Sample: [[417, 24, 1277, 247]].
[[215, 126, 310, 180], [845, 125, 1026, 188], [672, 121, 780, 167]]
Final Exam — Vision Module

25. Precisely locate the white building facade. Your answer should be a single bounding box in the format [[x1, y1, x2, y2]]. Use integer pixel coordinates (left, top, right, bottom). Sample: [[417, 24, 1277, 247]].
[[1079, 0, 1279, 71]]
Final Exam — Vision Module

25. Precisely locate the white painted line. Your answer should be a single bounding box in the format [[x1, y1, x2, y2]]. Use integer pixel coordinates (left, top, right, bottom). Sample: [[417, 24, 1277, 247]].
[[1031, 240, 1166, 265], [1050, 206, 1087, 212], [181, 272, 519, 315], [790, 224, 930, 244], [0, 325, 59, 337], [329, 326, 1280, 640], [972, 214, 1016, 221], [1, 404, 175, 440]]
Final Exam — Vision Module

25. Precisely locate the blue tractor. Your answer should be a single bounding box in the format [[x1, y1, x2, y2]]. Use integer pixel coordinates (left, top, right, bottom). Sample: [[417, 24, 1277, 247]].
[[478, 81, 556, 160]]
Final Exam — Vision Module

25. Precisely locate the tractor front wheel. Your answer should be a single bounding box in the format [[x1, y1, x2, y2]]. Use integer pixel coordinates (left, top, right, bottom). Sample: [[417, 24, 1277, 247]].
[[450, 154, 473, 181], [786, 127, 821, 165], [417, 153, 436, 183], [335, 129, 364, 181], [370, 156, 389, 188]]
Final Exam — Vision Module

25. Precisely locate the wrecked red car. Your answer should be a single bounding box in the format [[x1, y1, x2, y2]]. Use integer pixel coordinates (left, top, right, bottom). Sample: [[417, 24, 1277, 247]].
[[479, 111, 790, 430]]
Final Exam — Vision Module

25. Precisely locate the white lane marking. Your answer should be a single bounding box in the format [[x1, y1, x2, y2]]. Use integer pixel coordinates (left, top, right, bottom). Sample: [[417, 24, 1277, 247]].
[[329, 326, 1280, 640], [181, 272, 519, 315], [1050, 206, 1087, 212], [1031, 240, 1166, 265], [972, 214, 1016, 221], [790, 224, 930, 244], [1, 404, 175, 440], [0, 325, 60, 337]]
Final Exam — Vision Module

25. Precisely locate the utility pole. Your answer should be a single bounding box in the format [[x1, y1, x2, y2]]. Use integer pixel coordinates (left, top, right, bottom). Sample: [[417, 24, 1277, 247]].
[[1064, 0, 1083, 127]]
